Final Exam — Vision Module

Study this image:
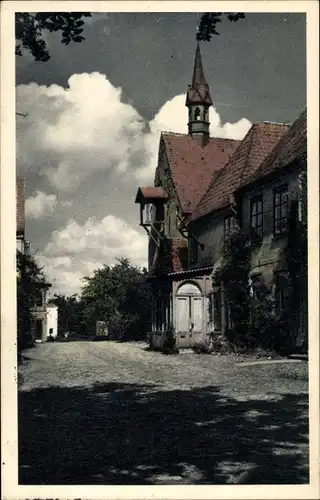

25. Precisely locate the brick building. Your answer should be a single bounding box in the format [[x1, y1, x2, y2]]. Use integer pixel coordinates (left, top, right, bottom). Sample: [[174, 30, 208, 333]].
[[135, 44, 307, 350]]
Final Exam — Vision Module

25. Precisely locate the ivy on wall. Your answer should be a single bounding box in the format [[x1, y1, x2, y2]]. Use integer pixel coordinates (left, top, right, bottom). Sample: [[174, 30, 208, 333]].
[[212, 229, 251, 348], [212, 162, 308, 354]]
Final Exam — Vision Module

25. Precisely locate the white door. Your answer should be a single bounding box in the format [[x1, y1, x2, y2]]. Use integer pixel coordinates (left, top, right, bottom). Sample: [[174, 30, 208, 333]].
[[176, 297, 189, 333], [191, 297, 202, 332]]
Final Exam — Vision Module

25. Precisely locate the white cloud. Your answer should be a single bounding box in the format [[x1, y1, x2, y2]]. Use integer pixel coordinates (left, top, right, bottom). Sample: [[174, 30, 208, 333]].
[[60, 200, 73, 208], [137, 93, 252, 182], [149, 93, 252, 140], [17, 73, 252, 295], [25, 191, 57, 219], [17, 74, 251, 190], [17, 73, 146, 190], [38, 215, 147, 295]]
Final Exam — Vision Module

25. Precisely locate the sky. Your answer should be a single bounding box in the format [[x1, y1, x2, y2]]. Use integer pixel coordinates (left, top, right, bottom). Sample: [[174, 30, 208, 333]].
[[16, 12, 306, 296]]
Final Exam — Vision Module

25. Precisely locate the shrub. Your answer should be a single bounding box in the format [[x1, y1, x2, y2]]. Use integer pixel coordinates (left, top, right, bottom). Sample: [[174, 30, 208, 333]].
[[162, 325, 179, 355], [191, 340, 213, 354], [209, 333, 234, 354], [212, 229, 251, 349]]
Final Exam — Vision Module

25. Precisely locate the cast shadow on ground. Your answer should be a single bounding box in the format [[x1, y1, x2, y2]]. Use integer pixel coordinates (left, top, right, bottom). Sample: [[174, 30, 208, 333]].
[[19, 381, 309, 485]]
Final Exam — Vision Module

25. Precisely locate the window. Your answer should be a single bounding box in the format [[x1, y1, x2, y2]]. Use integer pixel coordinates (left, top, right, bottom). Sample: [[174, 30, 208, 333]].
[[224, 216, 236, 241], [35, 292, 43, 307], [194, 107, 201, 121], [250, 195, 263, 241], [213, 289, 222, 332], [275, 272, 289, 315], [189, 237, 198, 265], [224, 294, 234, 332], [249, 274, 263, 300], [274, 185, 289, 236], [144, 203, 155, 224], [249, 274, 263, 327]]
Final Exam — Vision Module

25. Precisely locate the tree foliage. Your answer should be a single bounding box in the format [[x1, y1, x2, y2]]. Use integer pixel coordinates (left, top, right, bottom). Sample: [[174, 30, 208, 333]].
[[50, 293, 83, 337], [197, 12, 246, 41], [17, 250, 48, 353], [15, 12, 91, 61], [80, 258, 151, 340], [213, 229, 251, 348]]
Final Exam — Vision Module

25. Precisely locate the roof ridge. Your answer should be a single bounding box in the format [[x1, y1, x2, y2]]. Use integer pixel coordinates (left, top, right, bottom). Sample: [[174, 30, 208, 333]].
[[254, 120, 290, 126], [161, 131, 240, 142]]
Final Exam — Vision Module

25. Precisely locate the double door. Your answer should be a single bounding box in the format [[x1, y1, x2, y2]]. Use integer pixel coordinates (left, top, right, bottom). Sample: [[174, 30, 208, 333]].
[[176, 295, 203, 347]]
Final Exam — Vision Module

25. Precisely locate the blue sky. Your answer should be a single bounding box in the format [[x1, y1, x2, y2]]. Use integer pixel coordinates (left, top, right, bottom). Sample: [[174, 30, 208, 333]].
[[16, 12, 306, 295]]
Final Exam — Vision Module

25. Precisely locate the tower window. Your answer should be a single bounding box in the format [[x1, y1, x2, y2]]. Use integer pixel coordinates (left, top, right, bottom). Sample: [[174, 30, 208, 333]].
[[194, 107, 201, 121]]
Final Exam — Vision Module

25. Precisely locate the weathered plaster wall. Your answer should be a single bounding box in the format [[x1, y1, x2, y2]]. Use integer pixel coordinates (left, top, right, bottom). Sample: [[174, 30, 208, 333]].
[[241, 169, 300, 284]]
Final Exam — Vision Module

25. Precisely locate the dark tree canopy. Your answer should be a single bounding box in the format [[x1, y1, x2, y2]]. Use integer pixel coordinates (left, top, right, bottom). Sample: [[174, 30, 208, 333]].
[[17, 250, 49, 353], [197, 13, 246, 41], [15, 12, 91, 61]]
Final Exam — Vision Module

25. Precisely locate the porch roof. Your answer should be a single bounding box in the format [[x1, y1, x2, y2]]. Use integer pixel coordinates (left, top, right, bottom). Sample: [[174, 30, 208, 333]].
[[135, 186, 168, 204], [167, 265, 213, 277]]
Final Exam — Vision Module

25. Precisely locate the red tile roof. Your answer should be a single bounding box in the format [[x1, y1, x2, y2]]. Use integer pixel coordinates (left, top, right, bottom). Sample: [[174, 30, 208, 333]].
[[189, 122, 289, 222], [162, 132, 240, 214], [135, 186, 167, 204], [249, 108, 307, 183], [171, 238, 188, 272], [16, 177, 25, 234]]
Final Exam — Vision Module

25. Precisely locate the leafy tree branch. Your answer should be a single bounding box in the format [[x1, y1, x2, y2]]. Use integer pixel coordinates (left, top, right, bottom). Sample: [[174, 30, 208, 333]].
[[15, 12, 91, 61], [197, 12, 246, 41]]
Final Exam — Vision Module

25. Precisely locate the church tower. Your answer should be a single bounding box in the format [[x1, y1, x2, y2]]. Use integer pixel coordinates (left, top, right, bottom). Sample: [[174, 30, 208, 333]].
[[186, 43, 212, 147]]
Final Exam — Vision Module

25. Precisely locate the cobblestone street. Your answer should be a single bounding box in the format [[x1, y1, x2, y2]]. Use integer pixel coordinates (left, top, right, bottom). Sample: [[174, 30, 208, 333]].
[[19, 341, 309, 485]]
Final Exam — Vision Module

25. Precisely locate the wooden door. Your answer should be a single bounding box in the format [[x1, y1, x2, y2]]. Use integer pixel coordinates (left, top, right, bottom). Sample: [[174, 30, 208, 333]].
[[35, 319, 43, 340], [191, 296, 203, 344], [176, 297, 189, 333]]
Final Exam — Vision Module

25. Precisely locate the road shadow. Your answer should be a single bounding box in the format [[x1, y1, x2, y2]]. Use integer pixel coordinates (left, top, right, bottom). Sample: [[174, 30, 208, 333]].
[[19, 382, 309, 485]]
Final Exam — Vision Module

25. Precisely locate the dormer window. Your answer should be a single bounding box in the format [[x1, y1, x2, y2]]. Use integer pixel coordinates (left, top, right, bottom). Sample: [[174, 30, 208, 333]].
[[135, 186, 168, 248], [144, 203, 156, 225]]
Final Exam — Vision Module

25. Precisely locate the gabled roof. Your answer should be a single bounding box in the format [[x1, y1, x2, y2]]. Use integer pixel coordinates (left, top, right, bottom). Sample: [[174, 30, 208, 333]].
[[189, 122, 290, 222], [16, 177, 25, 234], [135, 186, 167, 204], [248, 108, 307, 184], [162, 132, 240, 213]]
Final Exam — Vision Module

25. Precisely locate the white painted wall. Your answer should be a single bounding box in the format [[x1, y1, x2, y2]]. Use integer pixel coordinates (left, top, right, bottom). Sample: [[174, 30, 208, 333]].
[[46, 305, 58, 339], [16, 238, 24, 254]]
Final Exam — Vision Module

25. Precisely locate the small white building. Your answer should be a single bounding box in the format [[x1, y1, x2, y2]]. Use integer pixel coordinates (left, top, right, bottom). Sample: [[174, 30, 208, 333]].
[[46, 303, 58, 339]]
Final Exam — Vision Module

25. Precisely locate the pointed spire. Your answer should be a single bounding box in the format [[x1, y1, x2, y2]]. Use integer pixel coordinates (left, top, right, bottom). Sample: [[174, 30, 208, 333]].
[[185, 43, 212, 146], [186, 43, 212, 107], [191, 42, 208, 87]]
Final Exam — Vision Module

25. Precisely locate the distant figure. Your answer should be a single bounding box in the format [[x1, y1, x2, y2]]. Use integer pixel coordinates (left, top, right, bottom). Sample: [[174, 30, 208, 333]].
[[47, 328, 55, 342]]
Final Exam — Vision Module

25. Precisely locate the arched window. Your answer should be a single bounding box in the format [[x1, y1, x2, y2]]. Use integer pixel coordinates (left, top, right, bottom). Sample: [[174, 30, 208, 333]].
[[176, 282, 201, 296], [194, 107, 201, 121]]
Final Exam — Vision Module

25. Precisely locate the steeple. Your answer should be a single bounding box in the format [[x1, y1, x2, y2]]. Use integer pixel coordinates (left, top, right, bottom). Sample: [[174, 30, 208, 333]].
[[186, 43, 212, 146]]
